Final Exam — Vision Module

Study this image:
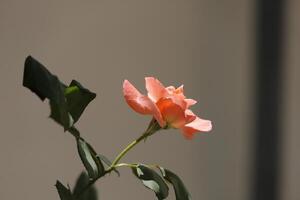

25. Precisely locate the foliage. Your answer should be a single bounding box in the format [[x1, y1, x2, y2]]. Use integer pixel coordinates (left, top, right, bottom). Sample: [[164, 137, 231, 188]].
[[23, 56, 208, 200]]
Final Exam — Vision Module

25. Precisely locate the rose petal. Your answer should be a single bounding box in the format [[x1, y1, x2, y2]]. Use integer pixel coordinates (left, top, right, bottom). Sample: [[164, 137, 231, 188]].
[[123, 80, 165, 127], [175, 85, 184, 95], [185, 109, 197, 123], [167, 85, 187, 109], [168, 94, 187, 110], [156, 98, 186, 129], [166, 86, 175, 93], [180, 129, 195, 139], [186, 117, 212, 132], [145, 77, 168, 102], [185, 99, 197, 108], [181, 117, 212, 139]]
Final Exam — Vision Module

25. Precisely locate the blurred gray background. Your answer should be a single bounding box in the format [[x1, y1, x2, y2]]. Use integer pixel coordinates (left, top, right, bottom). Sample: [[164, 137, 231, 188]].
[[0, 0, 298, 200]]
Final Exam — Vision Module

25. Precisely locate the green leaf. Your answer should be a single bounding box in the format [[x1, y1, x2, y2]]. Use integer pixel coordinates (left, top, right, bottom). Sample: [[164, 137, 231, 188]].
[[77, 139, 105, 179], [73, 172, 98, 200], [49, 100, 72, 130], [23, 56, 67, 102], [85, 142, 106, 177], [96, 154, 120, 176], [55, 180, 74, 200], [65, 80, 96, 124], [96, 154, 112, 167], [23, 56, 96, 131], [65, 86, 80, 95], [23, 56, 71, 129], [159, 167, 191, 200], [68, 126, 81, 139], [133, 164, 169, 200]]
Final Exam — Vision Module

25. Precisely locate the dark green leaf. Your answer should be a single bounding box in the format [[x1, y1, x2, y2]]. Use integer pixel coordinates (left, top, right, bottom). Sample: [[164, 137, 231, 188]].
[[68, 126, 81, 139], [97, 154, 120, 176], [55, 180, 74, 200], [85, 143, 105, 177], [23, 56, 67, 102], [133, 164, 169, 200], [73, 172, 98, 200], [96, 154, 112, 167], [49, 100, 72, 130], [23, 56, 96, 131], [159, 167, 191, 200], [65, 80, 96, 124], [23, 56, 71, 129], [77, 139, 105, 179]]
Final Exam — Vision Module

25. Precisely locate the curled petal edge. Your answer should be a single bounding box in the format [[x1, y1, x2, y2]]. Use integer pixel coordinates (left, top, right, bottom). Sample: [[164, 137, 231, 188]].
[[181, 117, 212, 139]]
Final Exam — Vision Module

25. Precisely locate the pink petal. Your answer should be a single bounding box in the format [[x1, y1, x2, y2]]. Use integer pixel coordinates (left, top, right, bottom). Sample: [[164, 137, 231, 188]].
[[156, 98, 186, 129], [175, 85, 184, 94], [168, 94, 187, 110], [180, 129, 195, 139], [185, 99, 197, 108], [185, 109, 197, 123], [186, 117, 212, 132], [166, 86, 176, 93], [123, 80, 165, 127], [181, 117, 212, 139], [167, 85, 187, 109], [145, 77, 168, 102]]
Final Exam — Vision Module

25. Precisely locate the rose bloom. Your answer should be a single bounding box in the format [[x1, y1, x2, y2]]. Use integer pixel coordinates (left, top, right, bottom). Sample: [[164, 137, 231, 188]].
[[123, 77, 212, 139]]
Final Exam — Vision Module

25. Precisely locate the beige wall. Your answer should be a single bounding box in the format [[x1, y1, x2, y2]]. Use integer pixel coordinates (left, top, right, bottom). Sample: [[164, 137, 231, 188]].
[[0, 1, 253, 200]]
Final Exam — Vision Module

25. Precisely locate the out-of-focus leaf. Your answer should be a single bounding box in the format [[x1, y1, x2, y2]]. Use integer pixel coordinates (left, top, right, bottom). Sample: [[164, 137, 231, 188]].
[[55, 180, 74, 200], [77, 139, 105, 179], [73, 172, 98, 200], [23, 56, 96, 131], [159, 167, 191, 200], [133, 164, 169, 200]]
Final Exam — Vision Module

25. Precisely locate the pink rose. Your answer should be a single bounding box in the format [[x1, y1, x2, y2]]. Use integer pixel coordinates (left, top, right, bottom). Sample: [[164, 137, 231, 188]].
[[123, 77, 212, 139]]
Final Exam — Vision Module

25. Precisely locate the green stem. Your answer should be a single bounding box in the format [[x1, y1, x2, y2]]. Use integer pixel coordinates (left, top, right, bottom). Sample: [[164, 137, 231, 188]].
[[107, 133, 147, 171], [75, 134, 147, 198], [114, 163, 159, 170], [107, 118, 161, 171], [114, 163, 138, 168], [76, 119, 161, 198]]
